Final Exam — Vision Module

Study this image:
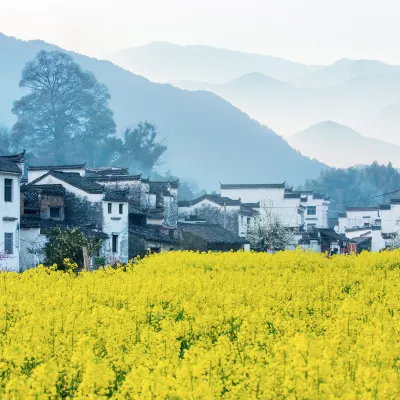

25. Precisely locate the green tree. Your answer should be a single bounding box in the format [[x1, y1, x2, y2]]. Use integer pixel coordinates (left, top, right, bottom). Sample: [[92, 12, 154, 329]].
[[119, 122, 167, 174], [44, 226, 102, 271], [0, 125, 13, 155], [12, 50, 116, 165]]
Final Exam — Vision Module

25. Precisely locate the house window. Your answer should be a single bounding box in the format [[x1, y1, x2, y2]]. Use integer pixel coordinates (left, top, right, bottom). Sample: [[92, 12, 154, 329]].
[[108, 203, 112, 214], [364, 223, 370, 227], [112, 234, 118, 253], [4, 233, 13, 255], [307, 224, 316, 232], [307, 206, 316, 215], [50, 207, 60, 219], [247, 217, 251, 226], [119, 204, 123, 214], [4, 179, 12, 202]]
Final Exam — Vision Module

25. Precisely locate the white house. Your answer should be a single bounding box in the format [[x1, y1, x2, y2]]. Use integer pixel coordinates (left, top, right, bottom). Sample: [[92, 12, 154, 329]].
[[0, 152, 25, 272], [21, 167, 129, 266], [301, 192, 330, 230], [220, 183, 305, 229], [178, 194, 258, 238]]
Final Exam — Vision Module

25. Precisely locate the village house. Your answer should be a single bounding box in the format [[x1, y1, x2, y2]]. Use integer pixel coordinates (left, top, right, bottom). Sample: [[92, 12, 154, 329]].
[[335, 201, 400, 252], [0, 152, 25, 271], [20, 163, 129, 268], [178, 194, 258, 238]]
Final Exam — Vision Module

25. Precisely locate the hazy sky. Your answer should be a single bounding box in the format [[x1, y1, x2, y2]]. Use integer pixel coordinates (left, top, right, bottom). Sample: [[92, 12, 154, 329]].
[[0, 0, 399, 65]]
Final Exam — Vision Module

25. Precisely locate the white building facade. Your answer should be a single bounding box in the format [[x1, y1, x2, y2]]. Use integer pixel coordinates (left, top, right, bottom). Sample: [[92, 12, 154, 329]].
[[0, 153, 25, 272]]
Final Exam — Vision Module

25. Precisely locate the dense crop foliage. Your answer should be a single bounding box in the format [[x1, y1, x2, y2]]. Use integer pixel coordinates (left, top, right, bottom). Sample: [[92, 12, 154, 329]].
[[1, 251, 400, 398]]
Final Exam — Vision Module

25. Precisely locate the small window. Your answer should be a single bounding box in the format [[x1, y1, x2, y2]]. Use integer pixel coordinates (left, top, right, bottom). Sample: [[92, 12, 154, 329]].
[[50, 207, 60, 219], [119, 204, 123, 214], [247, 217, 251, 225], [108, 203, 112, 214], [112, 234, 118, 253], [307, 206, 316, 215], [4, 233, 13, 255], [4, 179, 12, 202], [307, 224, 316, 232], [364, 223, 370, 227]]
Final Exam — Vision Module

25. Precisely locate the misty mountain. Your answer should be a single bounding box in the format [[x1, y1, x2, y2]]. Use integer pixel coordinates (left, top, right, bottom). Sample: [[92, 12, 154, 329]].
[[172, 69, 400, 143], [291, 58, 400, 88], [107, 41, 321, 83], [0, 33, 325, 190], [289, 121, 400, 167]]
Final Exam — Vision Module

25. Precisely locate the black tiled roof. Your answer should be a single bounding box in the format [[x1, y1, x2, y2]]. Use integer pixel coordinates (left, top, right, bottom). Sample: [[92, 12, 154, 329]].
[[379, 204, 391, 210], [313, 193, 326, 200], [178, 194, 241, 207], [32, 171, 104, 194], [390, 198, 400, 205], [179, 223, 249, 245], [146, 208, 165, 219], [20, 215, 108, 239], [104, 189, 129, 202], [85, 167, 129, 176], [240, 205, 257, 216], [284, 193, 301, 199], [220, 183, 285, 189], [0, 152, 25, 174], [242, 202, 260, 208], [346, 207, 378, 211], [87, 174, 142, 182], [337, 212, 347, 218], [28, 163, 86, 171], [317, 228, 349, 242], [129, 225, 179, 243]]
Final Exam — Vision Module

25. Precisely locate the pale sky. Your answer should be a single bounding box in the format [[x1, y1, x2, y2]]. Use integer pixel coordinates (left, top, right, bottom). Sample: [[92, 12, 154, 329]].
[[0, 0, 399, 65]]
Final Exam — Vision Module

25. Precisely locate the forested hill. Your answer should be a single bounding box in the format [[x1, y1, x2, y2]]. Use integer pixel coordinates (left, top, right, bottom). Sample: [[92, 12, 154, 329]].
[[301, 162, 400, 210], [0, 33, 325, 190]]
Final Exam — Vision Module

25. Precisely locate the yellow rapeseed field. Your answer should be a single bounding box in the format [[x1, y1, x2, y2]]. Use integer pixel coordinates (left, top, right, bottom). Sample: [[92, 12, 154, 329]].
[[1, 250, 400, 399]]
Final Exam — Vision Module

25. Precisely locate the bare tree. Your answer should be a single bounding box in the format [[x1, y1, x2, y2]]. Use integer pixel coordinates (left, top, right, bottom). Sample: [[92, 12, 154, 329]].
[[247, 205, 295, 252]]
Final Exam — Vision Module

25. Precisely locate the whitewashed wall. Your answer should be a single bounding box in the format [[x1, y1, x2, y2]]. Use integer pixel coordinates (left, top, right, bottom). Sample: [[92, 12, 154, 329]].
[[28, 167, 85, 183], [0, 173, 21, 272], [20, 228, 47, 270], [101, 201, 129, 263]]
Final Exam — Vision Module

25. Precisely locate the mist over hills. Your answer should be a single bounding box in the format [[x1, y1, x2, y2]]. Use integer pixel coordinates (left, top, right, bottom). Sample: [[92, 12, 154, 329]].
[[0, 33, 325, 190], [172, 68, 400, 143], [289, 121, 400, 167], [108, 42, 321, 83]]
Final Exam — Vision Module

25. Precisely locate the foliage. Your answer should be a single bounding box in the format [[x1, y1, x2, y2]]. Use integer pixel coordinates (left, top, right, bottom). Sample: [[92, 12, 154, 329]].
[[302, 161, 400, 210], [43, 226, 102, 271], [247, 208, 295, 251], [0, 125, 13, 155], [117, 122, 167, 174], [2, 251, 400, 397], [11, 50, 116, 165]]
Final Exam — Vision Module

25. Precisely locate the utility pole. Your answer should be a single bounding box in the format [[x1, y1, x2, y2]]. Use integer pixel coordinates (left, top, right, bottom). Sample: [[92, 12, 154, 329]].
[[223, 202, 227, 229]]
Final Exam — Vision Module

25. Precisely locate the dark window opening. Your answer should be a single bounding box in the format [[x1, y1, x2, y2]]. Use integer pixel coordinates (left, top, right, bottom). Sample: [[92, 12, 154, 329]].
[[4, 179, 12, 202], [50, 207, 60, 219], [112, 234, 118, 253], [307, 206, 316, 215], [108, 203, 112, 214], [119, 204, 123, 214], [4, 233, 13, 255], [150, 247, 161, 254]]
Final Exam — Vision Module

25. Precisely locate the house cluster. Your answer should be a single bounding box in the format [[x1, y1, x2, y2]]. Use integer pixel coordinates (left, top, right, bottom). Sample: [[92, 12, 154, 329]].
[[3, 149, 398, 272], [335, 202, 400, 252], [0, 153, 250, 272]]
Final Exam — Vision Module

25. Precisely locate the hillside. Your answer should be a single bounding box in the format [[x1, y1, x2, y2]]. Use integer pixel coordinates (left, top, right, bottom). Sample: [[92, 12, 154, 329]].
[[171, 69, 400, 142], [289, 121, 400, 167], [291, 58, 400, 88], [107, 42, 321, 83], [0, 33, 325, 190]]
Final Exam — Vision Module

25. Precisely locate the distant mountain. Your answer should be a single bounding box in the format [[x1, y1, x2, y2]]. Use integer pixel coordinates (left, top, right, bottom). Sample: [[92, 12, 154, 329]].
[[0, 33, 325, 190], [291, 58, 400, 88], [172, 70, 400, 142], [288, 121, 400, 167], [107, 42, 321, 83]]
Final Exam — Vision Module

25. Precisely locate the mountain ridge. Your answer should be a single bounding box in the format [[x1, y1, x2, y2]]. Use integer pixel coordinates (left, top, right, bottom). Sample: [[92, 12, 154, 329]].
[[0, 33, 325, 190]]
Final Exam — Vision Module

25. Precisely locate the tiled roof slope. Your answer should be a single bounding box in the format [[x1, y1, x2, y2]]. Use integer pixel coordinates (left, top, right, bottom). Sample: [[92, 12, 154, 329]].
[[32, 171, 104, 194], [28, 163, 86, 171], [179, 223, 249, 245], [220, 183, 285, 190], [0, 151, 25, 174], [178, 194, 241, 207]]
